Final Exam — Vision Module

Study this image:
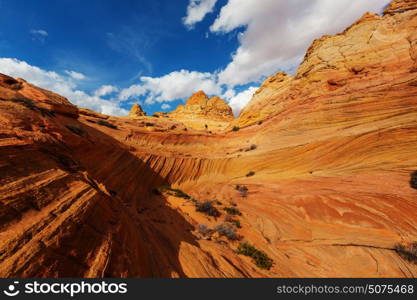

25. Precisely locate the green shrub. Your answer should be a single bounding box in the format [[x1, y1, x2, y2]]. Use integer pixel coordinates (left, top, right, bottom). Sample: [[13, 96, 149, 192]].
[[196, 201, 220, 217], [225, 216, 241, 228], [410, 171, 417, 190], [224, 207, 242, 216], [236, 243, 273, 270], [157, 186, 190, 199]]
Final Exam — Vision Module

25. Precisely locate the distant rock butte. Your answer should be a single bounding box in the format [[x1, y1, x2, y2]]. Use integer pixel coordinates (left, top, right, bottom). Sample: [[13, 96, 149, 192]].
[[0, 0, 417, 278], [169, 91, 234, 122], [129, 103, 146, 117]]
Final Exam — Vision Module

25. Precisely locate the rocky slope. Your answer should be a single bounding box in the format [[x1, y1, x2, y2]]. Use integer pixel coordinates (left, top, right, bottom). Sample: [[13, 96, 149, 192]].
[[0, 0, 417, 278]]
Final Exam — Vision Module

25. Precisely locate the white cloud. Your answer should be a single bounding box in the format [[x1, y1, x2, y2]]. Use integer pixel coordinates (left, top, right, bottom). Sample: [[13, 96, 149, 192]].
[[119, 69, 221, 103], [30, 29, 49, 42], [183, 0, 218, 28], [161, 103, 171, 110], [64, 70, 87, 80], [94, 85, 119, 97], [0, 58, 128, 116], [210, 0, 391, 86], [227, 86, 258, 116], [222, 88, 235, 100], [118, 84, 146, 101], [30, 29, 48, 37]]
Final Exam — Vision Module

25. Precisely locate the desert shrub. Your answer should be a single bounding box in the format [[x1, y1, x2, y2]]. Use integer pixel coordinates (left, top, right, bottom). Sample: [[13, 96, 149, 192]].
[[245, 144, 257, 152], [214, 223, 238, 240], [232, 126, 240, 132], [225, 216, 242, 228], [224, 207, 242, 216], [395, 242, 417, 263], [235, 185, 248, 197], [157, 186, 190, 199], [246, 171, 256, 177], [258, 121, 263, 125], [236, 242, 273, 270], [145, 122, 154, 127], [196, 201, 220, 217], [65, 124, 84, 136], [97, 120, 118, 129], [196, 224, 212, 237], [170, 125, 177, 130], [205, 124, 208, 129], [230, 219, 241, 228], [410, 171, 417, 190]]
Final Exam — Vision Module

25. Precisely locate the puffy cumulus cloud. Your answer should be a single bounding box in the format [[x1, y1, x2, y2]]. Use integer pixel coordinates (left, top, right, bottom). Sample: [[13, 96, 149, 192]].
[[94, 85, 119, 97], [64, 70, 87, 80], [183, 0, 218, 28], [0, 58, 128, 116], [210, 0, 391, 86], [119, 69, 221, 104], [227, 86, 258, 116], [118, 84, 146, 101], [161, 103, 171, 110]]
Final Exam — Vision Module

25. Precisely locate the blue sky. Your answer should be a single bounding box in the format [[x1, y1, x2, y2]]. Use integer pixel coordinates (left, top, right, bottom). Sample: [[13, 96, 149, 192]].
[[0, 0, 390, 116]]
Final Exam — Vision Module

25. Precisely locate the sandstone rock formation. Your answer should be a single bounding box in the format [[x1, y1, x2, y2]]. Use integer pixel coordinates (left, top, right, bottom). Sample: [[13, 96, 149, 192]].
[[129, 103, 146, 117], [166, 91, 234, 131], [384, 0, 417, 14], [169, 91, 233, 121], [0, 0, 417, 278]]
